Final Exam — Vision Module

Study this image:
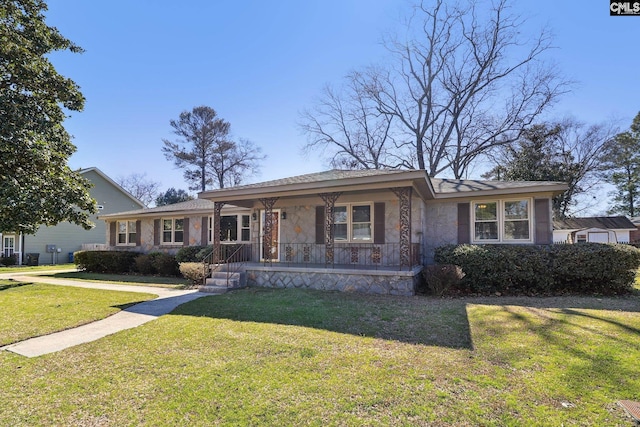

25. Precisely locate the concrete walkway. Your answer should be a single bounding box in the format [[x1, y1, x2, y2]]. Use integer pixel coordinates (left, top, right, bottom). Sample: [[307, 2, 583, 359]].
[[1, 273, 209, 358]]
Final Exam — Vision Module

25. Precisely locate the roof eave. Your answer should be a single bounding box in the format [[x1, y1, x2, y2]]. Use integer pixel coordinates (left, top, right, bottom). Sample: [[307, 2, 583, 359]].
[[433, 183, 568, 199]]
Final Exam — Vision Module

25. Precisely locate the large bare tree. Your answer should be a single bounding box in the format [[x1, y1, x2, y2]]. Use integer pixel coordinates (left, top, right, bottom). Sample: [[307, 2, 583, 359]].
[[116, 173, 161, 207], [302, 0, 568, 178], [162, 106, 265, 191]]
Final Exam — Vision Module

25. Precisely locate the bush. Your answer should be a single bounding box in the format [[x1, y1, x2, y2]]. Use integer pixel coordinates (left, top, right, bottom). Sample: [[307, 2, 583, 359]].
[[74, 250, 138, 273], [152, 253, 180, 276], [134, 254, 156, 275], [434, 243, 640, 296], [422, 264, 465, 295], [176, 245, 208, 263], [179, 262, 208, 287], [0, 254, 17, 266]]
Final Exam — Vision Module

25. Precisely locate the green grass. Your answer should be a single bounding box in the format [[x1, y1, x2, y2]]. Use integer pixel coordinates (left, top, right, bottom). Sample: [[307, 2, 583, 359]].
[[0, 288, 639, 425], [0, 282, 156, 346], [0, 263, 76, 273], [44, 271, 189, 288]]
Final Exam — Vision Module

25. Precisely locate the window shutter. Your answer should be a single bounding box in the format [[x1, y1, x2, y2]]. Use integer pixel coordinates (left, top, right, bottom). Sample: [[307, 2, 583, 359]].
[[154, 219, 160, 246], [315, 206, 325, 244], [534, 198, 552, 244], [109, 222, 116, 246], [135, 220, 141, 246], [201, 216, 208, 246], [374, 202, 385, 244], [457, 203, 471, 244], [183, 217, 190, 246]]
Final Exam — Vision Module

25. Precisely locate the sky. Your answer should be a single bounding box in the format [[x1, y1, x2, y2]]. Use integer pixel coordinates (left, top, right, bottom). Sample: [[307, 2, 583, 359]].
[[44, 1, 639, 210]]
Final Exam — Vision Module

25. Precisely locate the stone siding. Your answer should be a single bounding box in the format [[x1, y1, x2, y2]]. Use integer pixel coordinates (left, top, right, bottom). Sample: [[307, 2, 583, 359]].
[[246, 266, 421, 296]]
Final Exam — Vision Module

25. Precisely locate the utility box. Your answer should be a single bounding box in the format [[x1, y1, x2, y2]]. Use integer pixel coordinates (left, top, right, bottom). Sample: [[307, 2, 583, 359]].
[[46, 245, 56, 253]]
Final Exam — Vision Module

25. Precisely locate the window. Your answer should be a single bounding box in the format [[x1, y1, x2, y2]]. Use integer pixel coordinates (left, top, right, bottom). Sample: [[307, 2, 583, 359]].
[[472, 199, 531, 243], [333, 204, 372, 242], [117, 221, 136, 245], [209, 214, 251, 243], [162, 218, 184, 244]]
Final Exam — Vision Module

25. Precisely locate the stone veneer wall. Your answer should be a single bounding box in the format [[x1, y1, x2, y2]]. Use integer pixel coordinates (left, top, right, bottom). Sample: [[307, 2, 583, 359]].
[[246, 266, 422, 296], [423, 201, 458, 263]]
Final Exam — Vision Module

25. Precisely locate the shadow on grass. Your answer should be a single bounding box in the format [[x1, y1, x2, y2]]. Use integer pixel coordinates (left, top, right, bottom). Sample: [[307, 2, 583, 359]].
[[171, 287, 475, 349], [171, 288, 640, 353], [0, 280, 31, 291]]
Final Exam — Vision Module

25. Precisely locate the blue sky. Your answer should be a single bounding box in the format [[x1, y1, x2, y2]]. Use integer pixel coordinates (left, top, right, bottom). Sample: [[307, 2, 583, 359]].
[[45, 1, 639, 206]]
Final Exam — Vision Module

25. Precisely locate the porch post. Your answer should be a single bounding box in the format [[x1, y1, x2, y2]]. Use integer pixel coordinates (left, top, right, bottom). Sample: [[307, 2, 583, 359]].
[[391, 187, 412, 268], [213, 202, 224, 262], [259, 197, 278, 264], [319, 192, 342, 266]]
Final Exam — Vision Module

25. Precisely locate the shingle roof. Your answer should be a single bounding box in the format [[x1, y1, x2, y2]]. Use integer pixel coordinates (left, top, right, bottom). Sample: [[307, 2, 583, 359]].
[[99, 199, 224, 219], [553, 216, 637, 230], [214, 169, 410, 191], [430, 178, 566, 194]]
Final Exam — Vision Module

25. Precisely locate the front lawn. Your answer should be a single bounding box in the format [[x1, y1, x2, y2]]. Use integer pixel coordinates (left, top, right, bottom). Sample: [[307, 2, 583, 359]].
[[0, 282, 156, 346], [1, 288, 639, 425], [0, 263, 75, 273]]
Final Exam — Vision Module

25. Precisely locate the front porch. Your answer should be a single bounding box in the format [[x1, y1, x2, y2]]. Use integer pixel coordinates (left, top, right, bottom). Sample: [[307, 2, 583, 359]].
[[203, 242, 423, 296]]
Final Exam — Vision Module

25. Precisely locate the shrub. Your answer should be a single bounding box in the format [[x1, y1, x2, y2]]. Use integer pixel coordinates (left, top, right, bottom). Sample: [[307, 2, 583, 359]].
[[179, 262, 208, 287], [550, 243, 640, 294], [134, 254, 156, 275], [0, 254, 17, 266], [434, 243, 640, 296], [152, 253, 180, 276], [176, 245, 208, 263], [74, 250, 138, 273], [422, 264, 465, 295]]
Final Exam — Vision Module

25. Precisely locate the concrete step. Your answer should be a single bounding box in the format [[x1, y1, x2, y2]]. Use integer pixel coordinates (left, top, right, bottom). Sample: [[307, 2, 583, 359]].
[[206, 271, 246, 288], [199, 285, 228, 294]]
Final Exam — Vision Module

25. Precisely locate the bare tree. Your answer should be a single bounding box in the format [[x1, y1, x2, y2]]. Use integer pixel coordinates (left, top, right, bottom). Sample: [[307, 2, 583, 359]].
[[162, 106, 265, 191], [116, 173, 161, 207], [302, 0, 569, 177], [300, 74, 401, 169]]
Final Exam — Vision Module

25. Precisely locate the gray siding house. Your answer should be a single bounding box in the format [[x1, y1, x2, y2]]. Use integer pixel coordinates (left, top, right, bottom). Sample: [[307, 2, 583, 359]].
[[1, 167, 144, 265], [100, 169, 567, 295]]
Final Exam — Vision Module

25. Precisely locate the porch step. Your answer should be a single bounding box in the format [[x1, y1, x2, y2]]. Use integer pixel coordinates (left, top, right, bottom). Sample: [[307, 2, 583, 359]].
[[199, 285, 229, 294], [205, 271, 246, 289]]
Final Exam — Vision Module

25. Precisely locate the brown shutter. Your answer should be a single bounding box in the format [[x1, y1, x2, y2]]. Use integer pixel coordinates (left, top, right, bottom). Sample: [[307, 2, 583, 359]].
[[315, 206, 325, 244], [374, 202, 385, 244], [457, 203, 471, 244], [183, 217, 190, 246], [534, 198, 552, 244], [201, 216, 208, 246], [135, 220, 141, 246], [109, 222, 116, 246], [154, 219, 160, 246]]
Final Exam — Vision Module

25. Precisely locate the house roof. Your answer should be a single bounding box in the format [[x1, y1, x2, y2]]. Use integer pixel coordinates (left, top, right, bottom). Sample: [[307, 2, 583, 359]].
[[79, 167, 145, 208], [197, 169, 567, 206], [553, 216, 637, 231], [101, 169, 569, 219], [98, 199, 248, 220]]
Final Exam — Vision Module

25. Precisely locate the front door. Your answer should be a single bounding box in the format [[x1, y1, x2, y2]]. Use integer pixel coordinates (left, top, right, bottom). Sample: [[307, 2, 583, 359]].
[[3, 236, 15, 258], [260, 210, 280, 261]]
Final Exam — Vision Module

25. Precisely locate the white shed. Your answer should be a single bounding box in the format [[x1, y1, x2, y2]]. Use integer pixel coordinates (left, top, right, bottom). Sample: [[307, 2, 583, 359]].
[[553, 216, 636, 244]]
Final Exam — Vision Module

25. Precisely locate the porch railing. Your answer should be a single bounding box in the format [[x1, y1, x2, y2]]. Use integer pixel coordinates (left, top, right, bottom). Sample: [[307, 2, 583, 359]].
[[205, 242, 421, 271]]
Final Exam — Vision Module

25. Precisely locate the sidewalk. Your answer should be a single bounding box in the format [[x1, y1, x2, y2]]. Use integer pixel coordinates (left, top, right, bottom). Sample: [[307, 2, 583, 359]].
[[1, 273, 209, 358]]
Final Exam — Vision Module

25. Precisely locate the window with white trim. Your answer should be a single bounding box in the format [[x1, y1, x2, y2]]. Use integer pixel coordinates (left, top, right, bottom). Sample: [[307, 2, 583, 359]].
[[472, 199, 531, 243], [117, 220, 136, 245], [209, 214, 251, 243], [333, 204, 372, 242], [162, 218, 184, 244]]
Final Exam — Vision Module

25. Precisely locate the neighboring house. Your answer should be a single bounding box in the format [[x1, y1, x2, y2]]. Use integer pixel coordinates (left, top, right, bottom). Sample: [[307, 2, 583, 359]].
[[0, 167, 145, 265], [100, 169, 567, 295], [552, 216, 637, 244]]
